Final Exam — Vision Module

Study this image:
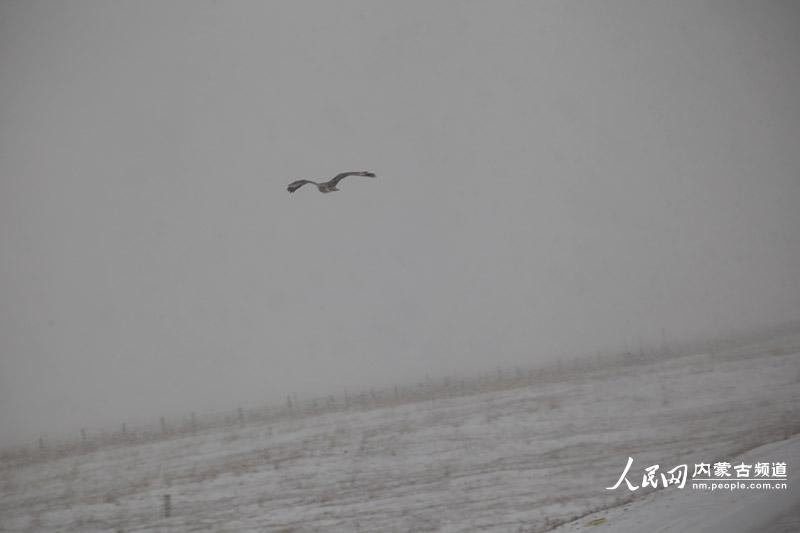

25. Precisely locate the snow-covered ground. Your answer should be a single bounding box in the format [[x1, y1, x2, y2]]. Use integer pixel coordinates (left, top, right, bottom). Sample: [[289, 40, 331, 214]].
[[551, 432, 800, 533], [1, 336, 799, 532]]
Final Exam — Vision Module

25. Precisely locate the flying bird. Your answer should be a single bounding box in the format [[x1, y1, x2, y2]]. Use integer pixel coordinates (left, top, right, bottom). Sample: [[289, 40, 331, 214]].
[[287, 171, 376, 193]]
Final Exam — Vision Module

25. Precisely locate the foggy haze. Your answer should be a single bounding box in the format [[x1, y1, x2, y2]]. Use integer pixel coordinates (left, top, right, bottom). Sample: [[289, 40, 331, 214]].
[[1, 1, 799, 447]]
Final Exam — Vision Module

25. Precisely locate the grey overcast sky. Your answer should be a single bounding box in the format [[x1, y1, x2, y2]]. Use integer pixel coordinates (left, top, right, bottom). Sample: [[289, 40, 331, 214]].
[[1, 1, 799, 445]]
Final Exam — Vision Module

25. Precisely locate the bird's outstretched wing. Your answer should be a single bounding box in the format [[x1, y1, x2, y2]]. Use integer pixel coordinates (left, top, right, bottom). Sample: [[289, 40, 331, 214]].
[[287, 180, 316, 193], [328, 171, 376, 187]]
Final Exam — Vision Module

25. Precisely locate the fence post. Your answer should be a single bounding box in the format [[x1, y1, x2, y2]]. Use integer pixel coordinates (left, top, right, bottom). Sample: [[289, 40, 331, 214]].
[[163, 494, 171, 518]]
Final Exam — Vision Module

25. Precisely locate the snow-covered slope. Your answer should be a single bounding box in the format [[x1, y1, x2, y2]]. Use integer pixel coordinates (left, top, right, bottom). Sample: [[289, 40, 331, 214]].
[[551, 435, 799, 533], [1, 337, 799, 532]]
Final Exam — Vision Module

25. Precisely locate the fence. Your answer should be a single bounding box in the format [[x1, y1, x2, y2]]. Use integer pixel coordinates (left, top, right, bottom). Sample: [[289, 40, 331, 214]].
[[0, 334, 763, 466]]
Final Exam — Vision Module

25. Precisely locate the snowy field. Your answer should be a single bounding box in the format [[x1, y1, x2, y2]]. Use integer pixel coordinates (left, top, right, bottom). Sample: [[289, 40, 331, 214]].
[[551, 434, 800, 533], [1, 335, 799, 532]]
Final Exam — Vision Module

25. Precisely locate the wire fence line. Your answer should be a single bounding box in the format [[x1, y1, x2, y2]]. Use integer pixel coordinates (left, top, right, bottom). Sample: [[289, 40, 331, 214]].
[[3, 328, 793, 467]]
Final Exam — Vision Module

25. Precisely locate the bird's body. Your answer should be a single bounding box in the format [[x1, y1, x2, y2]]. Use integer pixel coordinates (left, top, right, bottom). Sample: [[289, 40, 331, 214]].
[[287, 171, 376, 193]]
